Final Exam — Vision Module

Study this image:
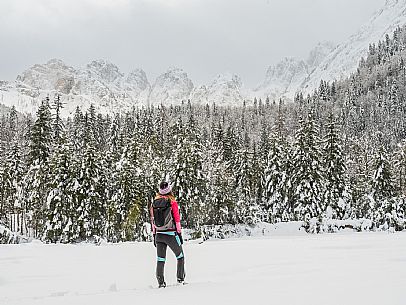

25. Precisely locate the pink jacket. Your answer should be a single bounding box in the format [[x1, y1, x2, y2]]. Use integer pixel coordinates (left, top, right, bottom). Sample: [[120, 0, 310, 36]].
[[151, 196, 182, 234]]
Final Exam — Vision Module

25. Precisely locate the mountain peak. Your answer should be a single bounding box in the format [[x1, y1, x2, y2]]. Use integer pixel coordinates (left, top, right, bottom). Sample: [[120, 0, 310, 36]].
[[385, 0, 406, 6], [85, 59, 123, 83], [190, 73, 243, 106], [148, 67, 194, 105], [166, 66, 183, 72], [46, 58, 69, 68], [213, 73, 242, 85], [125, 68, 150, 92], [15, 59, 75, 95], [306, 42, 336, 69], [86, 59, 115, 68]]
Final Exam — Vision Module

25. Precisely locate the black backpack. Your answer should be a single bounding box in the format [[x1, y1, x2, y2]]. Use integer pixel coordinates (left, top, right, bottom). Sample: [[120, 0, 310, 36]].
[[152, 197, 175, 231]]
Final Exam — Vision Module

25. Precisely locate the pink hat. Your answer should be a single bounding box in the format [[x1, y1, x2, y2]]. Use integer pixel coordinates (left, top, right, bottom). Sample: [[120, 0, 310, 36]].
[[159, 181, 172, 195]]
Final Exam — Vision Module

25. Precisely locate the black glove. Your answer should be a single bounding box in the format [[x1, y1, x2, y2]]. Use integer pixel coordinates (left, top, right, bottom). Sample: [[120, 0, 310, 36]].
[[177, 233, 183, 245], [153, 234, 156, 247]]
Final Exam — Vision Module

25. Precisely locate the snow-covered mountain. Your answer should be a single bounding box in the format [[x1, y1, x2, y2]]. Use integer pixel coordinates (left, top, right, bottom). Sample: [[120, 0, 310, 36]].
[[75, 60, 151, 104], [253, 62, 300, 101], [299, 0, 406, 94], [0, 61, 245, 115], [253, 42, 336, 101], [0, 59, 151, 116], [16, 59, 76, 96], [190, 73, 244, 106], [148, 67, 194, 106], [254, 0, 406, 100], [306, 41, 338, 71], [254, 57, 307, 101]]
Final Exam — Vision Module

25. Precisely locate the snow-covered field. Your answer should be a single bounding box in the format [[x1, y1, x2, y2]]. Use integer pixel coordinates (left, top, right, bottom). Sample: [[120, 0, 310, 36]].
[[1, 231, 405, 305]]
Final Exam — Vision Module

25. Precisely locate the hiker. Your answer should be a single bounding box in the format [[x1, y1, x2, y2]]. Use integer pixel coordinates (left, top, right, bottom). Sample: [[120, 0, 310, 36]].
[[150, 181, 185, 288]]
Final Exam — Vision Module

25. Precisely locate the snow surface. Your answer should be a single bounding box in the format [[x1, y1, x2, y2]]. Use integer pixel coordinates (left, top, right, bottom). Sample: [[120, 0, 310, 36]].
[[1, 228, 405, 305]]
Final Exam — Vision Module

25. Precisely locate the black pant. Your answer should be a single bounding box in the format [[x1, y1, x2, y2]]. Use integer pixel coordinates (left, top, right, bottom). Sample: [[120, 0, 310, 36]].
[[156, 233, 185, 283]]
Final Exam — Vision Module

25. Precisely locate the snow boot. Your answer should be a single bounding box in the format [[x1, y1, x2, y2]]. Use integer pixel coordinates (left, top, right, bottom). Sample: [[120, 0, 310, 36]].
[[157, 276, 166, 288], [159, 282, 166, 288], [177, 277, 185, 285]]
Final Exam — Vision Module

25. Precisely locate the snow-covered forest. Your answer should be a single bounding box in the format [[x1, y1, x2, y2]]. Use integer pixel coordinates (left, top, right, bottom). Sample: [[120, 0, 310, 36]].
[[1, 26, 406, 243]]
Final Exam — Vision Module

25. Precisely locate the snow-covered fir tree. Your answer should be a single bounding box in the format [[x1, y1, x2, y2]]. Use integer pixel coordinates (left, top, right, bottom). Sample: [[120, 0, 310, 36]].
[[44, 140, 77, 242], [264, 128, 290, 222], [171, 114, 207, 228], [291, 113, 326, 221], [323, 114, 350, 219], [204, 123, 234, 224]]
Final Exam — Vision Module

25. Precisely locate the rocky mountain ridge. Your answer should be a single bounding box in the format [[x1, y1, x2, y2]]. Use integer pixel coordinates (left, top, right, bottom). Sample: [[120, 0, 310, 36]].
[[0, 59, 247, 115], [252, 41, 336, 101], [299, 0, 406, 94]]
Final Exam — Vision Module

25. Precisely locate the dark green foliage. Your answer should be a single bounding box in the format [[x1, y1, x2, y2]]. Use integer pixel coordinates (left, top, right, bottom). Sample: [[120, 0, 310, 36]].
[[45, 140, 76, 243], [2, 26, 406, 242], [323, 115, 349, 219], [290, 114, 326, 221], [29, 97, 53, 164]]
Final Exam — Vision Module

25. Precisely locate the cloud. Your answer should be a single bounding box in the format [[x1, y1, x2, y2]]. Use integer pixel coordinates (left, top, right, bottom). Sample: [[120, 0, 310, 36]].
[[0, 0, 386, 86]]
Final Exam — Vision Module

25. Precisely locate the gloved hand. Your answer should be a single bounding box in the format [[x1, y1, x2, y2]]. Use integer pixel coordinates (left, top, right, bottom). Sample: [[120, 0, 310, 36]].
[[177, 233, 183, 245], [153, 234, 156, 247]]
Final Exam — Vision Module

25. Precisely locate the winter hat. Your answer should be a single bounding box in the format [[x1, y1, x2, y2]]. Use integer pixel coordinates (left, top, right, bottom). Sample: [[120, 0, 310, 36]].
[[159, 181, 172, 195]]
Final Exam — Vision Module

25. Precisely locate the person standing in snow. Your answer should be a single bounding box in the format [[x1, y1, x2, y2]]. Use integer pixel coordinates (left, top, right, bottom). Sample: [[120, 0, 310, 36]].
[[150, 181, 185, 288]]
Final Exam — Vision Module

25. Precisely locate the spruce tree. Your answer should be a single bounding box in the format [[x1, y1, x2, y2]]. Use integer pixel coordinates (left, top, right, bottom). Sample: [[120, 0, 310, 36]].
[[72, 141, 105, 240], [371, 148, 397, 201], [44, 140, 77, 243], [108, 147, 141, 241], [394, 141, 406, 195], [29, 97, 53, 164], [171, 115, 206, 228], [370, 148, 398, 228], [52, 94, 64, 142], [22, 97, 53, 238], [5, 142, 24, 232], [205, 123, 234, 224], [291, 113, 326, 221], [264, 129, 290, 222], [234, 146, 256, 223], [0, 155, 12, 226], [323, 115, 350, 219]]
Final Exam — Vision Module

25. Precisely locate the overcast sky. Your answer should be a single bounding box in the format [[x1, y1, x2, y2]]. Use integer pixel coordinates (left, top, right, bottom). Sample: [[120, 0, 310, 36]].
[[0, 0, 386, 86]]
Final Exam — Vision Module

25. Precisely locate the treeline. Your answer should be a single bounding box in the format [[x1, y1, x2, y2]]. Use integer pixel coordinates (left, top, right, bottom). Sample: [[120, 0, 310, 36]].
[[1, 26, 406, 243]]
